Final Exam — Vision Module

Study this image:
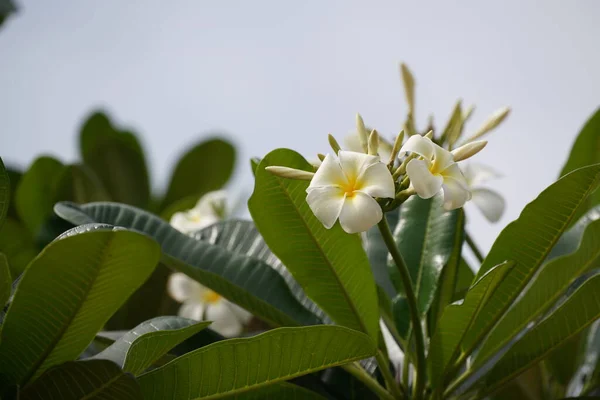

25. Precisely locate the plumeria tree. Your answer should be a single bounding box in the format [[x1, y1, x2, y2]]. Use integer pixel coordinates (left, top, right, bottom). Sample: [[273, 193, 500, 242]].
[[0, 64, 599, 400]]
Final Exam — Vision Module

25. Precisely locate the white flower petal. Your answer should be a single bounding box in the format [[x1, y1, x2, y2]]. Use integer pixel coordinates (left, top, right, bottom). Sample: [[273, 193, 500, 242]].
[[178, 301, 205, 321], [228, 303, 253, 324], [406, 159, 443, 199], [194, 190, 228, 218], [430, 142, 455, 173], [471, 188, 506, 222], [462, 163, 503, 187], [441, 163, 469, 187], [441, 177, 472, 210], [357, 162, 395, 198], [167, 272, 202, 303], [399, 135, 434, 160], [338, 191, 383, 233], [206, 301, 244, 337], [308, 154, 347, 189], [306, 187, 346, 229], [338, 151, 380, 182]]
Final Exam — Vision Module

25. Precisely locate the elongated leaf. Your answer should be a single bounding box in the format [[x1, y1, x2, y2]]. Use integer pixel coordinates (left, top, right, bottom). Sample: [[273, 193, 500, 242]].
[[20, 360, 142, 400], [250, 157, 261, 177], [222, 382, 326, 399], [0, 217, 37, 276], [428, 261, 514, 388], [454, 258, 475, 299], [5, 166, 22, 220], [56, 164, 111, 204], [474, 218, 600, 370], [137, 325, 376, 399], [161, 138, 235, 211], [569, 320, 600, 395], [0, 157, 8, 228], [248, 149, 379, 339], [548, 206, 600, 261], [54, 202, 321, 328], [93, 316, 210, 376], [15, 156, 65, 235], [0, 229, 160, 386], [80, 111, 150, 208], [365, 210, 399, 298], [388, 194, 464, 316], [483, 273, 600, 394], [0, 253, 9, 308], [463, 165, 600, 354]]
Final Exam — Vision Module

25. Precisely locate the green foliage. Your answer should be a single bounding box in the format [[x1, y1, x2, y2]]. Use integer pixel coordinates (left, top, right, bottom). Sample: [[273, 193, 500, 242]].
[[80, 112, 151, 208], [137, 326, 377, 399], [0, 157, 8, 228], [20, 360, 143, 400], [221, 382, 327, 399], [0, 217, 37, 276], [0, 0, 16, 28], [93, 317, 211, 376], [0, 230, 160, 386], [161, 138, 235, 213], [249, 149, 379, 340], [54, 202, 321, 328], [0, 253, 10, 309]]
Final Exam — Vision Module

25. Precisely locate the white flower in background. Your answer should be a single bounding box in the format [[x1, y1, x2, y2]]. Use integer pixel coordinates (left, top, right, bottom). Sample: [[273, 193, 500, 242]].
[[462, 163, 506, 222], [170, 190, 227, 234], [306, 150, 395, 234], [400, 135, 472, 210], [167, 272, 252, 337]]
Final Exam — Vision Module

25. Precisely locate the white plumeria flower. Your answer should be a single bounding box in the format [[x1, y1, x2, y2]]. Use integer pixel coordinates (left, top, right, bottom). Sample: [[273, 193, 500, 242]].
[[170, 190, 228, 234], [167, 272, 252, 337], [462, 163, 506, 223], [306, 150, 395, 234], [400, 135, 471, 210]]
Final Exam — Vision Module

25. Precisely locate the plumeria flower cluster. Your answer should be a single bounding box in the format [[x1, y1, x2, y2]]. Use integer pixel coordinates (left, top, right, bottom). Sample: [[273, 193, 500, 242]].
[[266, 113, 489, 234], [168, 190, 252, 337]]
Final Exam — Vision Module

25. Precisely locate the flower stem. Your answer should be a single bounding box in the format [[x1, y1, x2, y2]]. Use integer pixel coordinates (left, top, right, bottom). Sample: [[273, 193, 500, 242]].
[[342, 363, 396, 400], [375, 351, 405, 399], [465, 232, 484, 263], [377, 217, 426, 400]]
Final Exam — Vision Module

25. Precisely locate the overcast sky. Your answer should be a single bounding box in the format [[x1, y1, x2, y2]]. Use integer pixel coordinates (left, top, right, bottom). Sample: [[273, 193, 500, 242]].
[[1, 1, 599, 253]]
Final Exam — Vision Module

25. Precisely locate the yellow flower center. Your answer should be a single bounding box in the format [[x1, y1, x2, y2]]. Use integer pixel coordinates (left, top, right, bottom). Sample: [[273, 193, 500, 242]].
[[340, 175, 363, 198], [202, 290, 222, 304]]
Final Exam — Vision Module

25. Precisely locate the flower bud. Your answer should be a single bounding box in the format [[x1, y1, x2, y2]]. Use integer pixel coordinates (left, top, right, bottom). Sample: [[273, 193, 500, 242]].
[[265, 166, 315, 181], [328, 134, 342, 154], [368, 130, 379, 155], [451, 140, 487, 162], [356, 113, 369, 152], [464, 106, 510, 142], [388, 130, 405, 166]]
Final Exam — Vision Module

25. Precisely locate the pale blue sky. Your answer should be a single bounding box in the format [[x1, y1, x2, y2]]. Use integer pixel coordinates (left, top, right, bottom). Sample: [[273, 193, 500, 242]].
[[1, 1, 599, 252]]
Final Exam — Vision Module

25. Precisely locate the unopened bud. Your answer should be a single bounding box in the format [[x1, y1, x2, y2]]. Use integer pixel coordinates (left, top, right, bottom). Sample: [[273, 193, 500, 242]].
[[388, 130, 405, 166], [465, 106, 510, 142], [451, 140, 487, 162], [424, 130, 433, 139], [400, 63, 415, 114], [317, 153, 326, 161], [328, 134, 342, 154], [368, 130, 379, 155], [463, 105, 475, 123], [265, 166, 315, 181], [356, 113, 369, 152]]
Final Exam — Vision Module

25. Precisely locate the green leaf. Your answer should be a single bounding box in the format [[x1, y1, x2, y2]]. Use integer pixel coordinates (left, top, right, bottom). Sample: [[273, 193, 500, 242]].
[[571, 320, 600, 394], [56, 164, 111, 204], [0, 157, 8, 229], [5, 166, 22, 221], [92, 316, 211, 376], [482, 273, 600, 394], [388, 194, 465, 316], [20, 360, 142, 400], [15, 156, 65, 236], [250, 157, 261, 177], [137, 325, 377, 400], [222, 382, 327, 399], [0, 0, 16, 28], [0, 218, 38, 276], [391, 295, 410, 341], [548, 206, 600, 261], [454, 258, 475, 299], [0, 229, 161, 386], [428, 261, 514, 388], [161, 138, 235, 211], [54, 202, 321, 328], [0, 253, 10, 309], [464, 165, 600, 354], [80, 111, 150, 208], [248, 149, 379, 340], [365, 210, 399, 298], [473, 218, 600, 371]]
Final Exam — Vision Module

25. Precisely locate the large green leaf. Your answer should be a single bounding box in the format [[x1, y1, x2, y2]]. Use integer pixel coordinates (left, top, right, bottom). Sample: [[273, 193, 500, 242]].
[[560, 108, 600, 222], [248, 149, 379, 340], [15, 156, 65, 236], [0, 253, 9, 308], [427, 261, 514, 388], [161, 138, 235, 211], [5, 166, 22, 220], [365, 210, 399, 298], [20, 360, 142, 400], [92, 316, 211, 376], [0, 157, 8, 228], [0, 229, 160, 386], [54, 202, 321, 328], [473, 218, 600, 371], [0, 217, 38, 276], [137, 325, 377, 399], [547, 206, 600, 261], [80, 111, 150, 208], [570, 320, 600, 395], [482, 273, 600, 395], [222, 382, 326, 399], [56, 164, 111, 204], [463, 165, 600, 354], [388, 194, 464, 316]]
